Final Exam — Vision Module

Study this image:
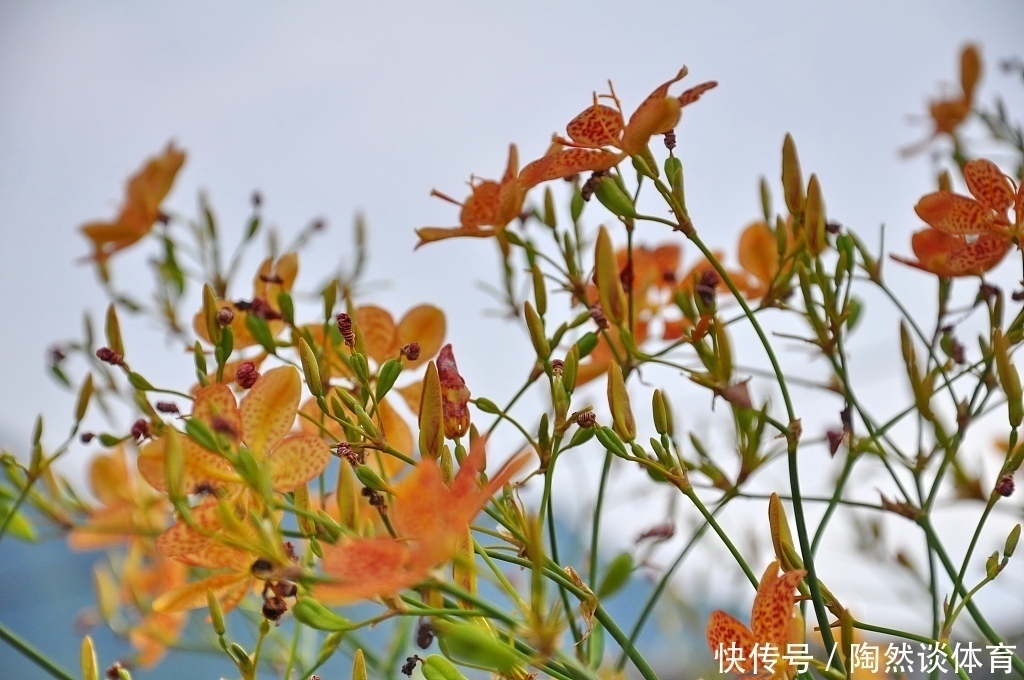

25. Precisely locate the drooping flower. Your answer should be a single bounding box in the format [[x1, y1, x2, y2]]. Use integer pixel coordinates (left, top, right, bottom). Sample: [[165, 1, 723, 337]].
[[519, 68, 716, 185], [416, 145, 527, 246], [706, 561, 807, 678], [80, 143, 186, 262], [317, 440, 527, 604], [902, 45, 981, 156]]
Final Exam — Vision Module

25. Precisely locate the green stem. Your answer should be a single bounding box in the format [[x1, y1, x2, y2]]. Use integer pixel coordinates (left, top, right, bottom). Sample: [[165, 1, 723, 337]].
[[0, 621, 75, 680], [589, 450, 613, 587]]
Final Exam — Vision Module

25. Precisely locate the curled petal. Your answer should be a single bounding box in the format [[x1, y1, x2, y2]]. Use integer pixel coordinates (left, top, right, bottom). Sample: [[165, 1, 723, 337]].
[[241, 366, 301, 457], [415, 226, 498, 248], [678, 81, 718, 107], [894, 229, 1010, 277], [706, 610, 756, 674], [566, 104, 625, 148], [915, 192, 998, 235], [738, 221, 778, 292], [964, 159, 1014, 215], [621, 68, 689, 154], [751, 561, 806, 651], [519, 149, 622, 188]]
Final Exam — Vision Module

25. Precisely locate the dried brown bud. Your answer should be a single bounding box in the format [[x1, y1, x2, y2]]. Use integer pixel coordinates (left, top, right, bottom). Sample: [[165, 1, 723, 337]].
[[130, 419, 151, 441], [696, 268, 719, 308], [826, 221, 843, 235], [105, 663, 125, 680], [826, 429, 843, 457], [551, 359, 564, 376], [50, 347, 66, 364], [400, 342, 421, 362], [247, 297, 281, 321], [416, 617, 435, 649], [334, 442, 362, 466], [996, 473, 1015, 498], [216, 307, 235, 326], [401, 656, 422, 677], [95, 347, 123, 366], [581, 170, 609, 202], [361, 487, 387, 511], [262, 595, 288, 623], [251, 190, 262, 207], [590, 306, 610, 330], [575, 410, 597, 428], [236, 361, 260, 389], [637, 523, 675, 542], [156, 401, 179, 414], [80, 432, 95, 444], [663, 129, 677, 151], [336, 313, 355, 347]]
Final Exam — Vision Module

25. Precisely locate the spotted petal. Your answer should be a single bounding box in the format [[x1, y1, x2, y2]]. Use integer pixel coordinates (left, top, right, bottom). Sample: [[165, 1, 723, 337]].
[[751, 561, 806, 651], [964, 159, 1014, 215], [566, 104, 624, 148], [267, 434, 331, 492], [152, 572, 251, 613], [519, 149, 622, 188], [706, 610, 756, 674], [915, 192, 998, 235], [241, 366, 301, 458]]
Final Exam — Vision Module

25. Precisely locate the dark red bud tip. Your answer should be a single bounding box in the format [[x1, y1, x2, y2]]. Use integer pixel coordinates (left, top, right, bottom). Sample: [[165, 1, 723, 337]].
[[236, 361, 260, 389], [551, 359, 564, 376], [663, 129, 677, 151], [826, 429, 843, 457], [130, 419, 151, 441], [590, 306, 610, 330], [336, 313, 355, 347], [996, 473, 1015, 498], [216, 307, 235, 326], [96, 347, 123, 366], [80, 432, 95, 444], [155, 401, 179, 414]]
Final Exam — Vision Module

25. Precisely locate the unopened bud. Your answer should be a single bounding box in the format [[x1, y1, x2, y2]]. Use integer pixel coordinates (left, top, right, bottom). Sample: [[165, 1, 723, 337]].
[[400, 342, 421, 362], [216, 307, 235, 326], [996, 473, 1015, 498], [130, 419, 151, 441], [336, 313, 355, 347], [95, 347, 123, 366], [236, 361, 260, 389]]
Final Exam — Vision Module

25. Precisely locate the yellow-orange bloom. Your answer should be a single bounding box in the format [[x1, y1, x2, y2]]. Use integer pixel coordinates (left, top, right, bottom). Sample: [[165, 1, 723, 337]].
[[68, 446, 168, 551], [707, 561, 807, 678], [80, 143, 185, 262], [317, 440, 527, 604]]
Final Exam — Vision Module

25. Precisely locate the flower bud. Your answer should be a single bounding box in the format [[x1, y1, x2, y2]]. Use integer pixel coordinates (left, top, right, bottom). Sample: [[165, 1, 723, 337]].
[[296, 337, 323, 397], [207, 590, 226, 637], [438, 345, 471, 439], [292, 598, 352, 632], [105, 303, 124, 359], [524, 301, 551, 359], [652, 389, 671, 436], [781, 134, 804, 215], [595, 226, 627, 326], [81, 635, 99, 680], [995, 473, 1015, 498], [236, 361, 260, 389], [607, 363, 636, 441], [418, 362, 444, 459]]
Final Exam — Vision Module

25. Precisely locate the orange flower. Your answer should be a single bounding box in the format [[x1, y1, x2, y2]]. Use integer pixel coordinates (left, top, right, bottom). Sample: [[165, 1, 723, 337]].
[[68, 446, 168, 551], [417, 145, 527, 246], [736, 220, 801, 300], [80, 143, 186, 262], [894, 159, 1019, 277], [707, 561, 807, 678], [192, 253, 299, 352], [317, 440, 527, 604], [902, 45, 981, 155], [519, 68, 716, 185]]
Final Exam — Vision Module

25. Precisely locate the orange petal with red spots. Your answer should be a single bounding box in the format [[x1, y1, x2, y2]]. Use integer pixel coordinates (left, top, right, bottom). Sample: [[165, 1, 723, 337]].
[[566, 104, 624, 148], [706, 610, 756, 674], [460, 181, 501, 228], [678, 81, 718, 108], [267, 434, 331, 492], [137, 435, 235, 494], [241, 366, 301, 458], [751, 562, 805, 650], [915, 192, 995, 235], [396, 305, 446, 369], [518, 149, 622, 189], [946, 233, 1011, 276], [318, 538, 428, 604], [193, 384, 242, 444], [155, 500, 222, 558], [964, 159, 1014, 215]]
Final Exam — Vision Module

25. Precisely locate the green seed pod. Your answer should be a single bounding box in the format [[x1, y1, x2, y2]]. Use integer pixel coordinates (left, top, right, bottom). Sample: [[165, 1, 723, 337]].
[[652, 389, 671, 435], [292, 598, 352, 632], [435, 621, 520, 674], [531, 262, 547, 316], [474, 397, 501, 415], [105, 303, 124, 358], [595, 426, 628, 457], [297, 337, 323, 397], [202, 284, 222, 344], [207, 590, 226, 637], [355, 465, 394, 494], [781, 134, 804, 215], [993, 330, 1023, 427], [194, 341, 209, 385], [524, 301, 550, 359], [127, 372, 154, 391], [81, 635, 99, 680], [576, 332, 599, 359], [376, 359, 403, 402], [1004, 523, 1020, 558], [607, 364, 636, 441], [595, 227, 627, 325], [422, 654, 470, 680], [571, 188, 586, 223], [597, 552, 633, 598], [276, 290, 295, 325], [562, 346, 579, 392]]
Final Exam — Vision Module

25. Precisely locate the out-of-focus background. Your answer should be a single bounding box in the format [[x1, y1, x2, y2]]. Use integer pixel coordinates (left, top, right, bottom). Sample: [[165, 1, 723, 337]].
[[3, 2, 1024, 678]]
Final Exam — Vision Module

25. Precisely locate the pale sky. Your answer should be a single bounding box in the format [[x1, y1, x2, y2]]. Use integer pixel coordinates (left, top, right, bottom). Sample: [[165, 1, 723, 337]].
[[2, 1, 1024, 664]]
